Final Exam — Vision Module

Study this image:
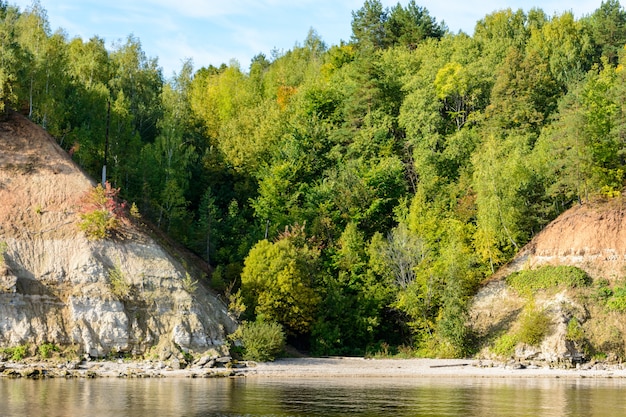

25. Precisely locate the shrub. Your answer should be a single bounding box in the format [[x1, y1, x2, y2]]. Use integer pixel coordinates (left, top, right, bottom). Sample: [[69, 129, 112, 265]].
[[1, 345, 29, 361], [38, 342, 59, 359], [182, 272, 198, 294], [507, 266, 591, 295], [491, 333, 518, 357], [0, 241, 7, 266], [518, 308, 551, 346], [78, 182, 127, 240], [606, 285, 626, 312], [233, 320, 285, 362], [109, 264, 131, 299], [593, 278, 613, 302]]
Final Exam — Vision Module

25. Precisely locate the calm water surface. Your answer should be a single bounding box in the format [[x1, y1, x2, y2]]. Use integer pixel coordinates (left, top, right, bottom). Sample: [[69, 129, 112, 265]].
[[1, 376, 625, 416]]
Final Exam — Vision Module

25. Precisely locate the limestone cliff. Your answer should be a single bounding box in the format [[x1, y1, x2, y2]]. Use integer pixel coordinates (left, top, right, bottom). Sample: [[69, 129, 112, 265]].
[[0, 112, 237, 358]]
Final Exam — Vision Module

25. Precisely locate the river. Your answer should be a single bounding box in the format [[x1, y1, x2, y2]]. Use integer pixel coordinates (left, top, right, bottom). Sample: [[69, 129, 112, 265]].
[[1, 376, 625, 416]]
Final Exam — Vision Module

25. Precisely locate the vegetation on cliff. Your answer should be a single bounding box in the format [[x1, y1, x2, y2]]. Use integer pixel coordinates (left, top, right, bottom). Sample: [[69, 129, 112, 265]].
[[2, 0, 626, 358]]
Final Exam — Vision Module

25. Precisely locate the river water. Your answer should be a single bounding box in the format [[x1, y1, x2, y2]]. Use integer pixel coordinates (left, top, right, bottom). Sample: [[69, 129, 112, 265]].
[[1, 376, 625, 416]]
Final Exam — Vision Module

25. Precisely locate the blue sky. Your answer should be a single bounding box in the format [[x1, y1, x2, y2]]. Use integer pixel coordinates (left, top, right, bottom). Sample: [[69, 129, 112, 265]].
[[11, 0, 603, 77]]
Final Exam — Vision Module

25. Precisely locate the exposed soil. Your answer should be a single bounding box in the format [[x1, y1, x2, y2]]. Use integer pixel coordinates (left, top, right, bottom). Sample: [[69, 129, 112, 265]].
[[496, 199, 626, 281], [0, 111, 93, 240]]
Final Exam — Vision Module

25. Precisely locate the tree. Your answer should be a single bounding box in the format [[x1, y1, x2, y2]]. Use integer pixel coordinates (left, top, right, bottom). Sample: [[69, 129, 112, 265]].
[[472, 133, 534, 270], [385, 0, 446, 47], [586, 0, 626, 64], [0, 4, 22, 115], [382, 223, 428, 288], [351, 0, 388, 50], [240, 229, 321, 336], [109, 35, 163, 144]]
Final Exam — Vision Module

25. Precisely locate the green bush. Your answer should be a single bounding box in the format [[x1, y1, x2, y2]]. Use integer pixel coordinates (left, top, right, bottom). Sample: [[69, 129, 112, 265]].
[[182, 272, 198, 294], [491, 333, 518, 357], [233, 320, 286, 362], [606, 286, 626, 312], [593, 278, 613, 302], [78, 183, 126, 240], [1, 345, 29, 361], [79, 209, 117, 240], [38, 342, 59, 359], [518, 308, 551, 346], [507, 266, 591, 295], [109, 264, 131, 299]]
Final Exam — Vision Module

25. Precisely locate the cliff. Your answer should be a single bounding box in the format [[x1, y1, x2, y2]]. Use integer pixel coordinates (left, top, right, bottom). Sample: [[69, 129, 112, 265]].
[[0, 111, 237, 358], [470, 200, 626, 365]]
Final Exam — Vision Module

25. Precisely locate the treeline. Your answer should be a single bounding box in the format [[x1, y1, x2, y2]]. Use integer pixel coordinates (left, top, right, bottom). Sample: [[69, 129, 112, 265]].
[[2, 0, 626, 357]]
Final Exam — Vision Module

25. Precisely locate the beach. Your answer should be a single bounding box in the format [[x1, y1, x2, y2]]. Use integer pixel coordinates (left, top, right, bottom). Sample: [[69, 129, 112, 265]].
[[2, 357, 626, 379]]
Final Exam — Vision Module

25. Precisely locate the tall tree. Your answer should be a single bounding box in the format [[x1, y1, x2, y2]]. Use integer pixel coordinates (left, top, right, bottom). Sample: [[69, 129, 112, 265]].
[[0, 4, 22, 115]]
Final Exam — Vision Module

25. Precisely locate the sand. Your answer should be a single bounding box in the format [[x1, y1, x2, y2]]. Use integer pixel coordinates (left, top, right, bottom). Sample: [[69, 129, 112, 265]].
[[243, 357, 626, 379], [3, 357, 626, 379]]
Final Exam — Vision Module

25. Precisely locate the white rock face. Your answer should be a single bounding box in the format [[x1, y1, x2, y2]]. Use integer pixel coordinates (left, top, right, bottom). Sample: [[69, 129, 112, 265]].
[[0, 236, 237, 357]]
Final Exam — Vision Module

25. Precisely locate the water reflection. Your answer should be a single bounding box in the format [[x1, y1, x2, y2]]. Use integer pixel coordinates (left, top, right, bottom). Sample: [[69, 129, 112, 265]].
[[1, 376, 626, 416]]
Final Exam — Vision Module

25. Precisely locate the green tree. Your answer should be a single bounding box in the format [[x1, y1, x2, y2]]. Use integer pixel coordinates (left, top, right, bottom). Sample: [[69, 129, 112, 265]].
[[240, 229, 321, 336], [385, 0, 446, 47], [312, 223, 393, 355], [585, 0, 626, 65], [0, 4, 22, 115], [351, 0, 388, 50]]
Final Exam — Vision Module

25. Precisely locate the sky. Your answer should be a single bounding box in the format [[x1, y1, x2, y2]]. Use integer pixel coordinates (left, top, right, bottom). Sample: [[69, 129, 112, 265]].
[[10, 0, 604, 77]]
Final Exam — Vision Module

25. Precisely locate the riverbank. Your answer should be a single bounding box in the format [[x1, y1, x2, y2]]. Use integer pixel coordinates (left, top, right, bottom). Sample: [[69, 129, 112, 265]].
[[3, 357, 626, 379]]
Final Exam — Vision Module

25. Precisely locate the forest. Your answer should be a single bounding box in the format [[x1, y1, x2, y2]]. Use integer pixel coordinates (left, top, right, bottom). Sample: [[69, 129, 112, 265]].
[[1, 0, 626, 357]]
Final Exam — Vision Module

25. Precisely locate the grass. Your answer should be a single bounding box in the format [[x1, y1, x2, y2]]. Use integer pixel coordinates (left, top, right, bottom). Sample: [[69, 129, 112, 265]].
[[506, 265, 591, 296]]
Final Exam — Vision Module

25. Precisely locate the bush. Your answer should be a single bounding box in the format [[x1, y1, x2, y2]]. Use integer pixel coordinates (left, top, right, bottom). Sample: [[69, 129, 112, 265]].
[[1, 345, 29, 361], [78, 182, 127, 240], [38, 342, 59, 359], [518, 308, 551, 346], [491, 333, 518, 357], [507, 266, 591, 295], [233, 320, 285, 362], [606, 285, 626, 312], [109, 264, 131, 299]]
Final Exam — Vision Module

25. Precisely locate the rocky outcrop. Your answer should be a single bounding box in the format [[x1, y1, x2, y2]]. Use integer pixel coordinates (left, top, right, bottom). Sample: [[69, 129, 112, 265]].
[[470, 200, 626, 366], [0, 111, 237, 358]]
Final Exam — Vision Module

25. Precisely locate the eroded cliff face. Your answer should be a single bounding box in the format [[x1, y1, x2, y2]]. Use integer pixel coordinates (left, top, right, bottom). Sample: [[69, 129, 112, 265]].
[[470, 201, 626, 365], [0, 112, 237, 358]]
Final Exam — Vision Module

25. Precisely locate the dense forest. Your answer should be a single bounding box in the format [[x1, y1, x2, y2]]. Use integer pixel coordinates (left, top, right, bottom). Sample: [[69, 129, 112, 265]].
[[1, 0, 626, 357]]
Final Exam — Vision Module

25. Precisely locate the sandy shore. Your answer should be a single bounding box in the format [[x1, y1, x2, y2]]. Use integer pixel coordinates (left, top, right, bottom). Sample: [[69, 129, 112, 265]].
[[3, 357, 626, 379], [245, 357, 626, 379]]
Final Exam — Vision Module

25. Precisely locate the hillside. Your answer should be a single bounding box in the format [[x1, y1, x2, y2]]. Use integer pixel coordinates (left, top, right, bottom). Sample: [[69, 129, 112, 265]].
[[0, 111, 237, 359], [470, 200, 626, 365]]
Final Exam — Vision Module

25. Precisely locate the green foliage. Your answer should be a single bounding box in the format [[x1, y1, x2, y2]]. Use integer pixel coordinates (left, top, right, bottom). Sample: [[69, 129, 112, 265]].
[[1, 344, 29, 361], [565, 317, 585, 344], [109, 263, 131, 300], [78, 183, 126, 240], [0, 241, 7, 266], [490, 306, 551, 357], [491, 333, 518, 357], [4, 0, 626, 357], [240, 230, 321, 335], [79, 209, 115, 240], [506, 266, 592, 295], [605, 285, 626, 312], [517, 308, 551, 346], [37, 342, 59, 359], [182, 272, 198, 294], [232, 320, 286, 362]]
